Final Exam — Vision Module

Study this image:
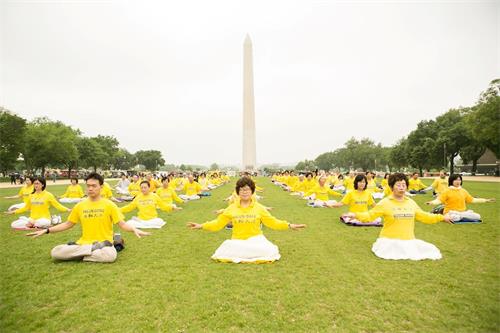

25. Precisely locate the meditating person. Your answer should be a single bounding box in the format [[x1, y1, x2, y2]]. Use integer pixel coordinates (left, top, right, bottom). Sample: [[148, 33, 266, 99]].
[[115, 173, 131, 195], [120, 181, 178, 229], [408, 172, 430, 194], [426, 174, 495, 222], [5, 176, 34, 211], [59, 178, 85, 203], [303, 175, 342, 207], [345, 173, 452, 260], [187, 177, 306, 263], [330, 175, 381, 225], [179, 174, 202, 201], [127, 175, 141, 197], [7, 177, 70, 229], [26, 172, 150, 263], [431, 170, 449, 196], [156, 176, 184, 208]]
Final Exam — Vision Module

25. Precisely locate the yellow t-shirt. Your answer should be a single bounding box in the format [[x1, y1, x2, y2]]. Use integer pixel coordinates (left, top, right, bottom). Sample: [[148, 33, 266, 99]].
[[68, 198, 123, 245], [344, 177, 355, 191], [341, 190, 375, 213], [128, 181, 141, 197], [432, 177, 449, 195], [18, 184, 34, 204], [100, 182, 113, 199], [438, 187, 474, 213], [15, 191, 69, 219], [202, 200, 289, 240], [305, 184, 342, 201], [408, 178, 426, 191], [61, 184, 84, 198], [183, 181, 202, 196], [156, 187, 183, 204], [120, 193, 173, 220], [356, 195, 443, 240]]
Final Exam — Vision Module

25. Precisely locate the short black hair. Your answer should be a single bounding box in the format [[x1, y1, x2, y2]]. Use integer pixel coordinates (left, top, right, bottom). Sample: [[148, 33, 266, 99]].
[[235, 177, 255, 194], [448, 174, 462, 186], [388, 173, 408, 189], [354, 175, 367, 190], [140, 180, 150, 187], [161, 176, 169, 183], [71, 177, 78, 183], [85, 172, 104, 185], [32, 177, 46, 193]]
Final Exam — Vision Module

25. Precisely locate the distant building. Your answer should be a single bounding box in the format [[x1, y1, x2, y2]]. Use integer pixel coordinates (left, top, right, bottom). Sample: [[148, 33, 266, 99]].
[[458, 149, 499, 176]]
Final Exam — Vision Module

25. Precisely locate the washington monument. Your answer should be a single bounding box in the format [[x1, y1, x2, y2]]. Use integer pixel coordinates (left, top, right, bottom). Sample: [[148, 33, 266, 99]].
[[242, 34, 256, 170]]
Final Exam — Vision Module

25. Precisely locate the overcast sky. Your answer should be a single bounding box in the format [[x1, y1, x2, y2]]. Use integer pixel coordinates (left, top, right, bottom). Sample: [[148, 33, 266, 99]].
[[1, 0, 498, 167]]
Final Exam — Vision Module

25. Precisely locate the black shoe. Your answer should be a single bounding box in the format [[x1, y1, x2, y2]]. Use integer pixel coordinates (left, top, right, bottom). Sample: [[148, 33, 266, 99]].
[[67, 241, 77, 246]]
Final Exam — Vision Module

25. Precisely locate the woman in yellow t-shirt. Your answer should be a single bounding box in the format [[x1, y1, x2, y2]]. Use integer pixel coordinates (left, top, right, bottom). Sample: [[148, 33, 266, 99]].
[[426, 174, 495, 222], [346, 173, 452, 260], [120, 181, 178, 229], [303, 175, 342, 207], [187, 177, 306, 263], [331, 175, 381, 225], [156, 176, 184, 208], [59, 178, 85, 203], [5, 177, 34, 211], [7, 177, 70, 229]]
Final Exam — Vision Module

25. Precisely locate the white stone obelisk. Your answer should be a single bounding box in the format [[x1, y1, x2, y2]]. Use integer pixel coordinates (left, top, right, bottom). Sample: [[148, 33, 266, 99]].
[[243, 34, 256, 170]]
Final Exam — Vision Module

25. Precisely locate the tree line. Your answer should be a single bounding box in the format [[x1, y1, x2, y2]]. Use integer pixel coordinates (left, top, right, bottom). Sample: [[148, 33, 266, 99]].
[[0, 114, 165, 176], [294, 79, 499, 175]]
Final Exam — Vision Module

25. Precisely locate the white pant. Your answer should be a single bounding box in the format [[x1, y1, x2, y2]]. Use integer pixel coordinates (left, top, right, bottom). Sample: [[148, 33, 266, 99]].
[[115, 187, 130, 195], [372, 192, 384, 200], [179, 194, 200, 201], [211, 235, 281, 263], [59, 198, 83, 203], [310, 199, 337, 207], [126, 217, 166, 229], [8, 203, 25, 211], [448, 210, 481, 222], [11, 216, 51, 229]]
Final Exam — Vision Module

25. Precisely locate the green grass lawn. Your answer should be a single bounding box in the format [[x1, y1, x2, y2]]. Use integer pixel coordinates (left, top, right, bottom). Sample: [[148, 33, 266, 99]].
[[0, 178, 499, 332]]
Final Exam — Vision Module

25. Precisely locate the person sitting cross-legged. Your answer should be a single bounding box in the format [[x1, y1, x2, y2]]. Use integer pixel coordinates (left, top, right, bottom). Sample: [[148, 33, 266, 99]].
[[26, 172, 150, 263], [187, 177, 306, 264]]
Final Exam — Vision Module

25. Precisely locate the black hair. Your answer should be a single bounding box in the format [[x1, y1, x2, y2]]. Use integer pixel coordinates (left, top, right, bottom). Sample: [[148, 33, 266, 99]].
[[140, 180, 150, 187], [71, 177, 78, 184], [235, 177, 256, 194], [161, 176, 169, 183], [448, 174, 463, 187], [32, 177, 46, 193], [85, 172, 104, 185], [388, 173, 409, 189], [354, 175, 368, 190]]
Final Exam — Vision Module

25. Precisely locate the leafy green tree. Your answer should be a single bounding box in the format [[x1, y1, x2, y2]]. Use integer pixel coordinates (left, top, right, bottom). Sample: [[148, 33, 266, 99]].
[[210, 163, 219, 170], [435, 109, 470, 174], [467, 79, 500, 157], [460, 141, 486, 175], [405, 120, 442, 175], [295, 159, 317, 171], [0, 108, 26, 175], [93, 135, 120, 169], [22, 118, 78, 175], [135, 150, 165, 171], [113, 148, 137, 170], [314, 152, 335, 170], [390, 138, 409, 171], [76, 137, 107, 172]]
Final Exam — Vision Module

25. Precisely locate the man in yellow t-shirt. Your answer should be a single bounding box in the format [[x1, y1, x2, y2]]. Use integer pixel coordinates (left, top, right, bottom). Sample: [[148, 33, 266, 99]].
[[27, 172, 150, 263]]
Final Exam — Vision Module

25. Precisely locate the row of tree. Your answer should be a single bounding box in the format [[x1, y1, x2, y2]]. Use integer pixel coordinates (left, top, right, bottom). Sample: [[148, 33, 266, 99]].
[[0, 114, 165, 176], [294, 79, 499, 175]]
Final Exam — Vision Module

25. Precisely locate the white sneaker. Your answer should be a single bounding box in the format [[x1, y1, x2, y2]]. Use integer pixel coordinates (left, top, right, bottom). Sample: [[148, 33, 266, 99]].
[[51, 215, 62, 225]]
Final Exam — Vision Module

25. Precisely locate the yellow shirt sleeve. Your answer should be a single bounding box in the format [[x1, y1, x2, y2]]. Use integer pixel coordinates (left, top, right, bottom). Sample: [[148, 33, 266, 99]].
[[48, 193, 70, 212], [202, 209, 232, 231], [258, 205, 289, 230], [120, 200, 137, 214]]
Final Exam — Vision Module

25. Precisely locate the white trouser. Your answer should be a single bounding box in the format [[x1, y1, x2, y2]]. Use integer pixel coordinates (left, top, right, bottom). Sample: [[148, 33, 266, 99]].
[[59, 198, 83, 203], [126, 217, 166, 229], [179, 194, 200, 201], [11, 216, 51, 229], [8, 203, 25, 211], [448, 210, 481, 221], [115, 187, 130, 195]]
